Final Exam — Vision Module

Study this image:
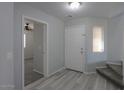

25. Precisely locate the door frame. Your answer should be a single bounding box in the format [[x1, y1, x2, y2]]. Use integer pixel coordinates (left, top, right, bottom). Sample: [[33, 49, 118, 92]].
[[22, 15, 48, 89]]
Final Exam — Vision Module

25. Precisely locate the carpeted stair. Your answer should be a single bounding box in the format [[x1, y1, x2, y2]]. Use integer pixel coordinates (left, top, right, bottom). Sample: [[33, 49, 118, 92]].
[[96, 61, 124, 89]]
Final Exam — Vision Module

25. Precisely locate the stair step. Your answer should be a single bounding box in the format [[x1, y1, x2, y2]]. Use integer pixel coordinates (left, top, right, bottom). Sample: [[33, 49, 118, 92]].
[[107, 60, 122, 66], [96, 67, 124, 88], [106, 64, 123, 77]]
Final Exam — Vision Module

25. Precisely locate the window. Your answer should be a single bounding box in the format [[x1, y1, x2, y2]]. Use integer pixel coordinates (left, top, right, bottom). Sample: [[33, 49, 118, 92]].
[[24, 34, 26, 48], [93, 26, 104, 52]]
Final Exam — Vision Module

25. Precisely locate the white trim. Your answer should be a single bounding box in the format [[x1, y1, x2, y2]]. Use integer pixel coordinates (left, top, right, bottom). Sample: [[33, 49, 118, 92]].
[[0, 85, 15, 90], [24, 57, 33, 60], [83, 71, 96, 75], [33, 69, 44, 75], [23, 16, 48, 26], [22, 15, 25, 90], [22, 15, 48, 89], [47, 67, 66, 77], [96, 66, 106, 69]]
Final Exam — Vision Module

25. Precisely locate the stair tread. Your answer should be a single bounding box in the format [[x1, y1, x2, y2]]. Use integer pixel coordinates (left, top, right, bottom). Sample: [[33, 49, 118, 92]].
[[107, 60, 122, 65], [107, 64, 122, 76], [96, 67, 123, 87]]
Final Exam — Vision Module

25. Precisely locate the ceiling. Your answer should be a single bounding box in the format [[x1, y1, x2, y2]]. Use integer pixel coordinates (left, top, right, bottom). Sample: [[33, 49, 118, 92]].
[[25, 2, 124, 21]]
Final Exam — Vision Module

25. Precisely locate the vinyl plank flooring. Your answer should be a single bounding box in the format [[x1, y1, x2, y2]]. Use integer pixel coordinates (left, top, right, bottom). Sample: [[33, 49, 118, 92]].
[[24, 59, 44, 86], [106, 80, 120, 90], [83, 74, 97, 90], [62, 72, 82, 90], [71, 74, 87, 90], [56, 71, 80, 90], [30, 69, 121, 90], [78, 75, 90, 90], [35, 69, 68, 89], [93, 74, 106, 90], [51, 70, 76, 89]]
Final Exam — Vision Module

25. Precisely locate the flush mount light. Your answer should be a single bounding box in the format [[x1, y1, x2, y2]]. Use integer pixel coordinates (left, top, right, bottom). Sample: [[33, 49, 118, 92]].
[[24, 23, 34, 31], [69, 2, 81, 9]]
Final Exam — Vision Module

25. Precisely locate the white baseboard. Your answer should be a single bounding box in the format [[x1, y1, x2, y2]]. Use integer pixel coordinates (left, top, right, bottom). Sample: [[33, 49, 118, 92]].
[[0, 85, 15, 90], [96, 66, 106, 69], [24, 57, 33, 60], [47, 67, 65, 77], [33, 69, 44, 75], [83, 71, 96, 75]]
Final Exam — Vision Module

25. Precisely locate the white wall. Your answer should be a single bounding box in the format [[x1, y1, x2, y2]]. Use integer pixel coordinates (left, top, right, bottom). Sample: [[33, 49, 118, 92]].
[[0, 3, 14, 89], [24, 31, 34, 59], [107, 14, 124, 81], [108, 14, 124, 61], [86, 18, 108, 72], [33, 23, 44, 74], [14, 3, 65, 89], [65, 17, 108, 73]]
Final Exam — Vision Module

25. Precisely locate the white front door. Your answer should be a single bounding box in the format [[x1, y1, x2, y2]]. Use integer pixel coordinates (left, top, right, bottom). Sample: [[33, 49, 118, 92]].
[[65, 25, 86, 72]]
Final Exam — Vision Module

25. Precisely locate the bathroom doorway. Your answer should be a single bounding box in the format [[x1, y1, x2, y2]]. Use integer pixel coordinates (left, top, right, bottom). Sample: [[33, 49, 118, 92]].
[[22, 16, 48, 87]]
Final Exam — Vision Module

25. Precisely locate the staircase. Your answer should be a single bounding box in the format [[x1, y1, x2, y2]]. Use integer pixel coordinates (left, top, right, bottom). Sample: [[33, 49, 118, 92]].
[[96, 61, 124, 89]]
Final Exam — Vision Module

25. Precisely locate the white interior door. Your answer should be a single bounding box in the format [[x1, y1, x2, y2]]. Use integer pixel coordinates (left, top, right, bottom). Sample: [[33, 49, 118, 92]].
[[65, 25, 86, 72]]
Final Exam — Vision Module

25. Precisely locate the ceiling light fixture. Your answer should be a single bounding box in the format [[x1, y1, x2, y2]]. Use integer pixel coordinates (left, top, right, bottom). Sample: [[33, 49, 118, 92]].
[[24, 23, 34, 31], [69, 2, 81, 10]]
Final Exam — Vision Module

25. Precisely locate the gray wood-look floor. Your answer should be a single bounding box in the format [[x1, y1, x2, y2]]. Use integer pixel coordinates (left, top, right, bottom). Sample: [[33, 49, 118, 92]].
[[29, 69, 121, 90], [25, 59, 44, 86]]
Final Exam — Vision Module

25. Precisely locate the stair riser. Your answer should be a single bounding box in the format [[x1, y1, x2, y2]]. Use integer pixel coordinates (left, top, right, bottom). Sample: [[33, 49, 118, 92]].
[[96, 69, 124, 89], [107, 64, 123, 77]]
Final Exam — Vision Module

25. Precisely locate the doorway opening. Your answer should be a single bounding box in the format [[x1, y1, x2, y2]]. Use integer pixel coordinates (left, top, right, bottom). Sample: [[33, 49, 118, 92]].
[[22, 16, 48, 88]]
